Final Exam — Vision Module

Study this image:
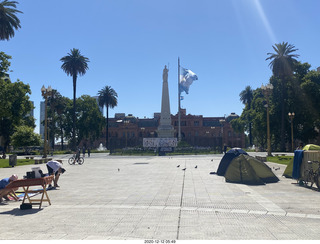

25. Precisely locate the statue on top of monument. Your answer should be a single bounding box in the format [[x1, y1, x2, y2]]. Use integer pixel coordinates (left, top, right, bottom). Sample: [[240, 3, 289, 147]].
[[163, 65, 168, 83]]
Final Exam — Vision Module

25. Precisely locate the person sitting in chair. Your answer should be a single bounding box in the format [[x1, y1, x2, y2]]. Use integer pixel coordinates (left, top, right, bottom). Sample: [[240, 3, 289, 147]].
[[46, 160, 66, 188], [0, 174, 18, 202]]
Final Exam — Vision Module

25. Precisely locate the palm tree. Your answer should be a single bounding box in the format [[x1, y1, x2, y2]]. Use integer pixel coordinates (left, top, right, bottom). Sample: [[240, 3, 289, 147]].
[[240, 85, 253, 147], [266, 42, 299, 151], [60, 48, 89, 150], [0, 0, 22, 41], [98, 86, 118, 149]]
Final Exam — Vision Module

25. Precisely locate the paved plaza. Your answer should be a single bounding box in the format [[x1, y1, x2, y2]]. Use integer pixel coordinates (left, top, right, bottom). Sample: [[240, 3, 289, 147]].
[[1, 153, 320, 240]]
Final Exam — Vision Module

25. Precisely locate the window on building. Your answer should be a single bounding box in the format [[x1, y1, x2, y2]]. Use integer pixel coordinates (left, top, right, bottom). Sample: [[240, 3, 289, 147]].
[[194, 121, 199, 126]]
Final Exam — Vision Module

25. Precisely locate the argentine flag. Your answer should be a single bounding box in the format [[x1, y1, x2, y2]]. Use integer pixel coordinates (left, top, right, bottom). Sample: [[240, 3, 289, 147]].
[[179, 67, 198, 94]]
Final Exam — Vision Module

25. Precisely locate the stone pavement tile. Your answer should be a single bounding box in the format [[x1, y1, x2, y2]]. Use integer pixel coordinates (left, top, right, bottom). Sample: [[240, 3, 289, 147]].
[[221, 226, 275, 240], [130, 226, 156, 239], [83, 235, 113, 240], [153, 231, 178, 240], [177, 226, 207, 240]]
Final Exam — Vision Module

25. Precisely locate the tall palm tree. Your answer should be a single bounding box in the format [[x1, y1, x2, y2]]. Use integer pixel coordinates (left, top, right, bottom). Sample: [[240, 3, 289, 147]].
[[0, 0, 22, 41], [240, 85, 253, 146], [60, 48, 89, 150], [266, 42, 299, 151], [98, 86, 118, 149]]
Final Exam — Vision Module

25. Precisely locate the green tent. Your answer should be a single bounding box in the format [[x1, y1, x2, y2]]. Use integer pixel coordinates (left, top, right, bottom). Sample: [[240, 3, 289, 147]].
[[283, 144, 320, 178], [302, 144, 320, 151], [282, 158, 294, 178], [225, 154, 279, 185]]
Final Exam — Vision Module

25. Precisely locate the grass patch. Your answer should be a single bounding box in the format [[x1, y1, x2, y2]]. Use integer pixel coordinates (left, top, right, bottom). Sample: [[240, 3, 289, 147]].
[[0, 158, 36, 168], [267, 156, 293, 165]]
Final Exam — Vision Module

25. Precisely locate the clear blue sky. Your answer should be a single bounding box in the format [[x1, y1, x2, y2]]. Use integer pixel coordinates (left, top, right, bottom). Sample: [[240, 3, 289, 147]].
[[2, 0, 320, 134]]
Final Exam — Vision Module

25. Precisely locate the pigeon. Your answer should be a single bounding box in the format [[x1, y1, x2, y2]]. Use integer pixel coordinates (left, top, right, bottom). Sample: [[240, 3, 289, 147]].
[[118, 168, 120, 172], [177, 165, 180, 168], [195, 165, 198, 169], [182, 168, 186, 171], [211, 159, 213, 162]]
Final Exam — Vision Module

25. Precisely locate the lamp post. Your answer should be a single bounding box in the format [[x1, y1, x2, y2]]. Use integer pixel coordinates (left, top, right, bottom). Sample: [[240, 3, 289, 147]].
[[41, 85, 52, 158], [288, 112, 295, 152], [219, 119, 225, 153], [261, 83, 273, 157]]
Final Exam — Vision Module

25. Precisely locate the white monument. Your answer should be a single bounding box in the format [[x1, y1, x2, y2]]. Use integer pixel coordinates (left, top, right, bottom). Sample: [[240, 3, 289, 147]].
[[157, 65, 175, 138], [143, 65, 177, 151]]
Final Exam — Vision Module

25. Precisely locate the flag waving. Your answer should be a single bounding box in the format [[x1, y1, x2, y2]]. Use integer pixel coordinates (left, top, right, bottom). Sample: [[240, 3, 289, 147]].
[[179, 67, 198, 94]]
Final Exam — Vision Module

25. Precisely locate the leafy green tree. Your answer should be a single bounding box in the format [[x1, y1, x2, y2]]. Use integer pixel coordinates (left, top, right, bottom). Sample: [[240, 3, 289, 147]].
[[266, 42, 299, 151], [0, 79, 34, 149], [11, 125, 40, 152], [234, 60, 320, 151], [239, 85, 253, 146], [0, 0, 22, 41], [298, 69, 320, 142], [76, 95, 104, 147], [60, 48, 89, 150], [98, 86, 118, 149], [44, 89, 70, 150], [0, 51, 11, 77]]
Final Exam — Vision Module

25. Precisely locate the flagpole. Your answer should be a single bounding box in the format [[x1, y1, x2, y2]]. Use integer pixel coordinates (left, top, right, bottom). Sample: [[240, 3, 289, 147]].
[[178, 57, 181, 142]]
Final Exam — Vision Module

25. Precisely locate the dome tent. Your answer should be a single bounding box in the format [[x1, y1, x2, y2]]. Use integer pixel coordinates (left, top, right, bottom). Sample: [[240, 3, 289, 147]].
[[302, 144, 320, 151], [225, 154, 279, 185], [216, 148, 248, 176]]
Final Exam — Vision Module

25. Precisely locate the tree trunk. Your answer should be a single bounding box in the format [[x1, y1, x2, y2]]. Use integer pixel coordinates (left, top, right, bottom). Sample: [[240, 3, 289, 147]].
[[249, 122, 252, 147], [106, 105, 109, 149], [60, 125, 64, 151], [72, 74, 77, 151], [280, 77, 286, 152]]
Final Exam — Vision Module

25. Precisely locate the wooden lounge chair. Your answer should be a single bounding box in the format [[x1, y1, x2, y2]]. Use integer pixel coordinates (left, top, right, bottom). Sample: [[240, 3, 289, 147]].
[[4, 175, 54, 208]]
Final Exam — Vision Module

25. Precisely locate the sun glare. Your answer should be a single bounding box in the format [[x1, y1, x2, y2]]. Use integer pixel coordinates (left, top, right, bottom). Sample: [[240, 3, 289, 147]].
[[253, 0, 277, 44]]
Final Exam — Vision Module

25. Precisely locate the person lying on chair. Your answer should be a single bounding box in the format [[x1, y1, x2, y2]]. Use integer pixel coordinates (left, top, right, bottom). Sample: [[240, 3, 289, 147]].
[[46, 160, 66, 188]]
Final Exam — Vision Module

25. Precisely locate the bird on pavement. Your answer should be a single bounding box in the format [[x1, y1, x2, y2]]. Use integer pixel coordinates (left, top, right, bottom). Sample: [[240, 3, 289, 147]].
[[182, 168, 186, 171], [177, 165, 180, 168], [195, 165, 198, 169]]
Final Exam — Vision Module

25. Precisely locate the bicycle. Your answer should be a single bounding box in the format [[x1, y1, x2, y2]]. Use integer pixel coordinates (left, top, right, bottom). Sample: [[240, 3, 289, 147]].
[[304, 161, 320, 189], [68, 155, 84, 165]]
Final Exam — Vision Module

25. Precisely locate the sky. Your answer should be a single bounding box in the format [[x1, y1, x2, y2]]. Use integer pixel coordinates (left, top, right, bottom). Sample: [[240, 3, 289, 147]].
[[2, 0, 320, 134]]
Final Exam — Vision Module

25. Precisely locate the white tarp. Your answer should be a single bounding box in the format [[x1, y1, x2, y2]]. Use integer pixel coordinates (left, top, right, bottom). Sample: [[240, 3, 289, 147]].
[[143, 138, 178, 148]]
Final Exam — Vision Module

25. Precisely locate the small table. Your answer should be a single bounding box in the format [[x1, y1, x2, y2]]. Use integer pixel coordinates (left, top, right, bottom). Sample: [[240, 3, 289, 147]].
[[6, 175, 54, 209]]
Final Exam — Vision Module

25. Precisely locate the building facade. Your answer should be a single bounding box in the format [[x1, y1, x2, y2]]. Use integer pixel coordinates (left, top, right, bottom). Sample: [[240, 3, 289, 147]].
[[102, 109, 245, 150]]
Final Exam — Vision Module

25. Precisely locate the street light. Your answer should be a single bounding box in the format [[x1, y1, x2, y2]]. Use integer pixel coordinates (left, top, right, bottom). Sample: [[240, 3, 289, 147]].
[[261, 83, 273, 157], [288, 112, 295, 152], [219, 119, 225, 153], [41, 85, 52, 158]]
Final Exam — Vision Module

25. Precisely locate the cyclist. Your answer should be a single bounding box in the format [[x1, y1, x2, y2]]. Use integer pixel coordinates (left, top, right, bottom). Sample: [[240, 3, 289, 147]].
[[74, 148, 81, 164]]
